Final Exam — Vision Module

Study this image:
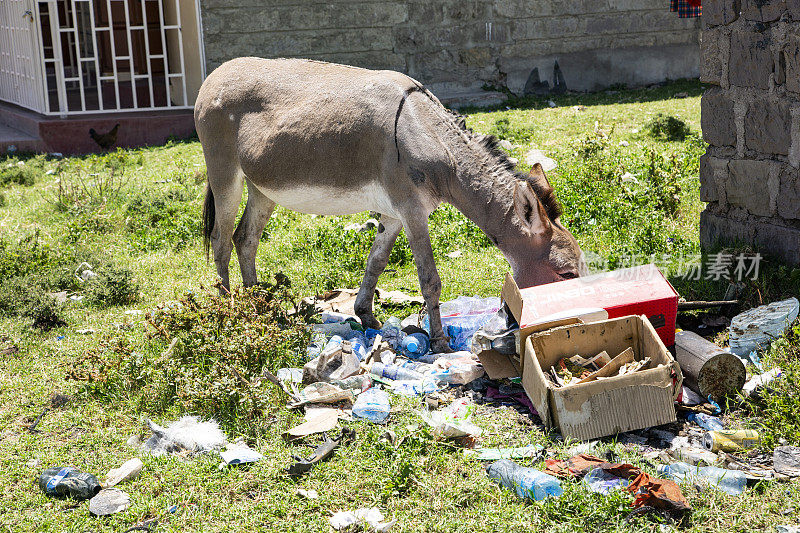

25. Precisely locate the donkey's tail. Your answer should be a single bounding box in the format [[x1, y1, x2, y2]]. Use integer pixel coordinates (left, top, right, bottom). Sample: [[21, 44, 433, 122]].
[[202, 184, 215, 261]]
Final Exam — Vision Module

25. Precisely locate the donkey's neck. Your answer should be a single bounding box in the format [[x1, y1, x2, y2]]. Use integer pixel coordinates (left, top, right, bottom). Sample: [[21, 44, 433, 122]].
[[436, 129, 519, 247]]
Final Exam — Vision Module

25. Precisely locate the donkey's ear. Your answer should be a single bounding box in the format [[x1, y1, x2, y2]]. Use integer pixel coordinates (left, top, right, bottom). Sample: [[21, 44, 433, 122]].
[[513, 181, 552, 235], [528, 163, 553, 191]]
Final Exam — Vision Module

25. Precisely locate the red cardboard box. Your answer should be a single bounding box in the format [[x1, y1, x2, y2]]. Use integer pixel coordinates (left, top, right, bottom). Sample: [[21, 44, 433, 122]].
[[502, 264, 678, 349]]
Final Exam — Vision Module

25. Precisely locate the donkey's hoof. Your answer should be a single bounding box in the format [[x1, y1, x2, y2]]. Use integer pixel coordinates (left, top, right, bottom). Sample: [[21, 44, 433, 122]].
[[358, 314, 382, 330], [431, 338, 453, 354]]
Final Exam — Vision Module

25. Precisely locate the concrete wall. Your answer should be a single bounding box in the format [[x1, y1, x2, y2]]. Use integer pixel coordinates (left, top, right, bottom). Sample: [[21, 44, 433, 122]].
[[198, 0, 700, 101], [699, 0, 800, 264]]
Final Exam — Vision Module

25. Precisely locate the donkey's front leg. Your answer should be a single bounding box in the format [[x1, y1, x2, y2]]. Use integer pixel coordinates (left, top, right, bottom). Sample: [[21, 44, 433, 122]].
[[402, 215, 451, 353], [355, 217, 403, 329]]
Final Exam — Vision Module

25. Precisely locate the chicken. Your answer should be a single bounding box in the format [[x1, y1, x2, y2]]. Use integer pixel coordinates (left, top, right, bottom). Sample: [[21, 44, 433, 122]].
[[89, 123, 120, 150]]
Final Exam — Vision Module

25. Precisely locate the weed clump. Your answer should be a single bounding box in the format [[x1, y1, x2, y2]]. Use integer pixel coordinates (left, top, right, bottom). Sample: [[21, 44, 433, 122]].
[[0, 158, 44, 188], [0, 278, 66, 330], [86, 265, 140, 307], [644, 113, 691, 141], [488, 117, 531, 145], [744, 320, 800, 449], [69, 275, 310, 435]]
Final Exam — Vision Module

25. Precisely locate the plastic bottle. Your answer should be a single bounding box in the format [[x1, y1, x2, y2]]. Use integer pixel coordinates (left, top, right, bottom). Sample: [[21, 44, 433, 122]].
[[348, 337, 367, 361], [322, 335, 344, 356], [352, 387, 391, 423], [687, 413, 724, 431], [379, 317, 405, 349], [39, 467, 102, 500], [396, 359, 433, 374], [401, 332, 431, 359], [369, 362, 426, 381], [657, 462, 746, 496], [486, 459, 563, 501], [583, 467, 630, 494]]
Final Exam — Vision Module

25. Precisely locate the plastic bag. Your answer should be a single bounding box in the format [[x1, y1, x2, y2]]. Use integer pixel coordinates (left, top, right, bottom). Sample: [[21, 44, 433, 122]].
[[419, 397, 482, 438], [426, 296, 501, 351]]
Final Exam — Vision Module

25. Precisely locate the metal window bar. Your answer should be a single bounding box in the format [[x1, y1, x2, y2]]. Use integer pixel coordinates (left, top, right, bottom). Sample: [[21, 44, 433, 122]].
[[139, 0, 153, 107], [26, 0, 193, 115]]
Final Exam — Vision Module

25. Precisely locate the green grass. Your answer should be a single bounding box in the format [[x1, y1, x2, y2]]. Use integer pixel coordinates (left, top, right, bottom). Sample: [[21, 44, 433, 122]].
[[1, 82, 799, 532]]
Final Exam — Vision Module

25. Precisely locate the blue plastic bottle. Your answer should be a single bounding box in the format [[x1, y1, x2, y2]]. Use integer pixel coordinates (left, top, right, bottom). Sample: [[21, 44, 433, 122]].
[[687, 413, 724, 431], [486, 459, 563, 501], [400, 332, 431, 359]]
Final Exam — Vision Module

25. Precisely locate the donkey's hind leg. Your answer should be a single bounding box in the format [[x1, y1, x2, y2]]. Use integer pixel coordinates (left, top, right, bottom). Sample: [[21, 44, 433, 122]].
[[233, 179, 275, 287], [354, 217, 402, 329], [206, 160, 244, 293]]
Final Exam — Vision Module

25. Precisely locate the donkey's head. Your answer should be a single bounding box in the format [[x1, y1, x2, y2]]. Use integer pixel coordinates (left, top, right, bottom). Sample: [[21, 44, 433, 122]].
[[503, 163, 586, 288]]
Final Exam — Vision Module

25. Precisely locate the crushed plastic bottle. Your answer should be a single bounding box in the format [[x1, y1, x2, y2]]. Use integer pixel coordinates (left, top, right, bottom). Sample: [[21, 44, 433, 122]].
[[39, 467, 102, 500], [391, 376, 441, 396], [657, 461, 746, 496], [486, 459, 563, 501], [369, 362, 426, 381], [687, 413, 724, 431], [400, 332, 431, 359], [352, 387, 391, 423], [729, 297, 799, 357], [583, 467, 630, 494]]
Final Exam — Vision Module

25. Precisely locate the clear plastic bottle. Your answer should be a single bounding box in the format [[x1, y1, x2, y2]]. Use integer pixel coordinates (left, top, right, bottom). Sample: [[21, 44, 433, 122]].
[[396, 359, 433, 374], [351, 387, 391, 423], [401, 332, 431, 359], [379, 317, 405, 349], [687, 413, 724, 431], [486, 459, 563, 501], [369, 362, 426, 381], [322, 335, 344, 356], [657, 462, 746, 496]]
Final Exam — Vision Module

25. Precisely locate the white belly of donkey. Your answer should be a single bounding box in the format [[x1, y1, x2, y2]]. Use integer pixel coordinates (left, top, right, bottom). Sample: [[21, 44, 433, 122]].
[[255, 182, 399, 217]]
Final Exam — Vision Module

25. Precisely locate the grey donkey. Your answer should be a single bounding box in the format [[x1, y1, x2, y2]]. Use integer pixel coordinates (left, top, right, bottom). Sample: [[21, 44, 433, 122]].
[[195, 58, 586, 353]]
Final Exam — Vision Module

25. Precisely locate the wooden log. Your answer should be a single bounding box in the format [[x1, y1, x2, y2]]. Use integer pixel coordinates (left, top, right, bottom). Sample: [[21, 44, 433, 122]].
[[674, 330, 746, 401]]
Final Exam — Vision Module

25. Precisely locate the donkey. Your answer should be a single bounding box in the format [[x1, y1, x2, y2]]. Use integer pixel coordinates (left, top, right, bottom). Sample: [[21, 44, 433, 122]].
[[195, 58, 586, 353]]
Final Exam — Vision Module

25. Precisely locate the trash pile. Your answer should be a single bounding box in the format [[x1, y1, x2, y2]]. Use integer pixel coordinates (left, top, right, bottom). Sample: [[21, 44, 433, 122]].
[[33, 267, 800, 527]]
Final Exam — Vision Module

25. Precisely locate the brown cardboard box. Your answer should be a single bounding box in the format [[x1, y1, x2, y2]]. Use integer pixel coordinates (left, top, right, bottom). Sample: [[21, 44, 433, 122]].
[[522, 315, 682, 441]]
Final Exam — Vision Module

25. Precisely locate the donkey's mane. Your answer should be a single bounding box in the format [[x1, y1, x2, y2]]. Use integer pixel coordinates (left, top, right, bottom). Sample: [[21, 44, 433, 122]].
[[443, 109, 563, 220]]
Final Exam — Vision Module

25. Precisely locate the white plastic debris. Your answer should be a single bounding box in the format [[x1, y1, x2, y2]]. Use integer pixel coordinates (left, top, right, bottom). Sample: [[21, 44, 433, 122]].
[[296, 488, 319, 499], [620, 172, 638, 184], [729, 298, 799, 356], [523, 149, 557, 171], [743, 367, 782, 397], [218, 442, 264, 469], [105, 458, 143, 487], [446, 250, 462, 259], [330, 507, 396, 532], [89, 488, 131, 516], [548, 100, 557, 107], [141, 416, 227, 456], [419, 398, 482, 438], [498, 139, 513, 150], [619, 140, 630, 147], [75, 262, 98, 282]]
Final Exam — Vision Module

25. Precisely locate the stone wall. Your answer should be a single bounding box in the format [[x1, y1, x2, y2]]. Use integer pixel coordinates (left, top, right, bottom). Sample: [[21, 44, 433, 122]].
[[198, 0, 700, 102], [700, 0, 800, 264]]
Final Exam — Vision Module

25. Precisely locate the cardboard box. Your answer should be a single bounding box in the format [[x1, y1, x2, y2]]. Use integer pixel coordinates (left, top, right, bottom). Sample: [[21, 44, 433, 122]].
[[502, 264, 679, 350], [522, 315, 682, 441]]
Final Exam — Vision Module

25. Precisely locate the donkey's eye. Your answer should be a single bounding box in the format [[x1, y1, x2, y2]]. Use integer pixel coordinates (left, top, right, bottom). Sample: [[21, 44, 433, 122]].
[[559, 271, 578, 280]]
